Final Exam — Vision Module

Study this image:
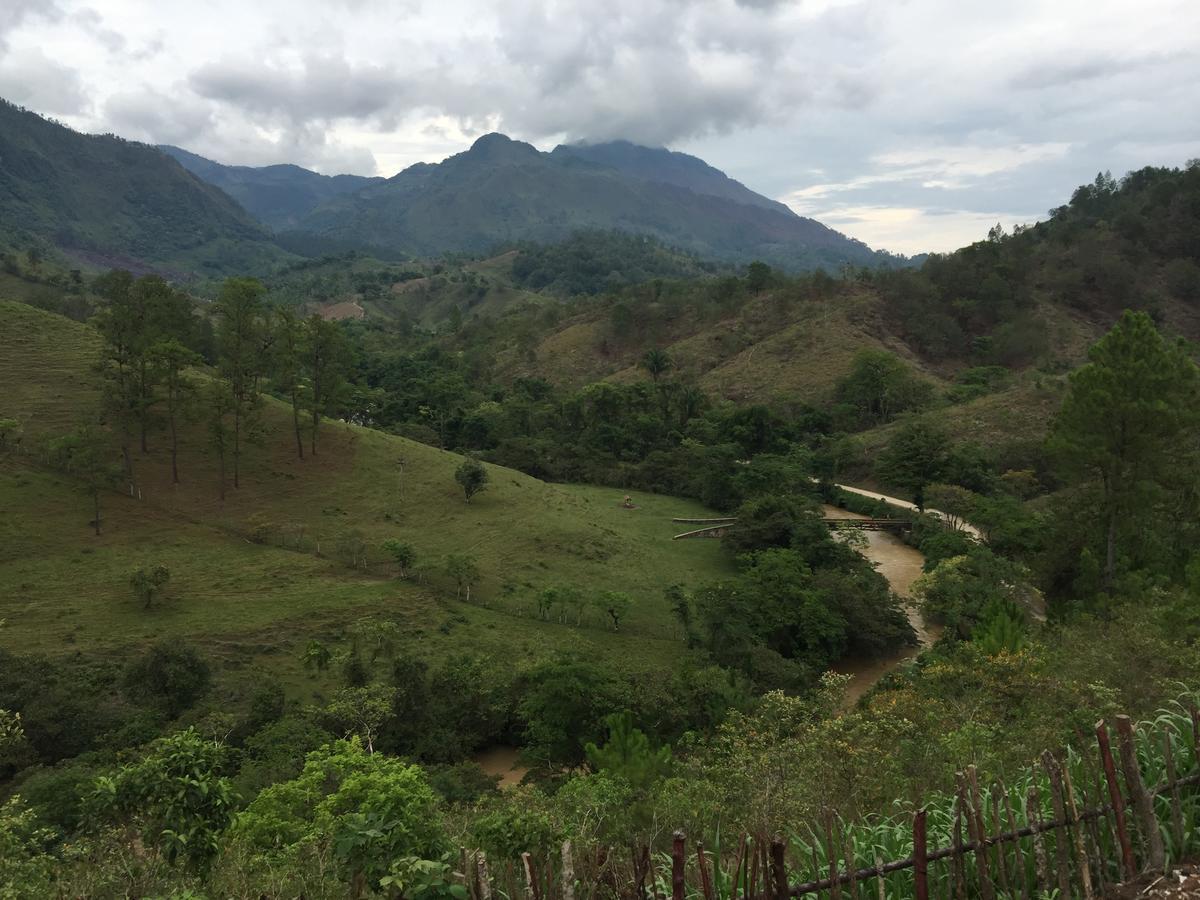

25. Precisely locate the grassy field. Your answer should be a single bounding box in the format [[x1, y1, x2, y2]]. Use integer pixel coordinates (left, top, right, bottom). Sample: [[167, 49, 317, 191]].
[[0, 300, 733, 702]]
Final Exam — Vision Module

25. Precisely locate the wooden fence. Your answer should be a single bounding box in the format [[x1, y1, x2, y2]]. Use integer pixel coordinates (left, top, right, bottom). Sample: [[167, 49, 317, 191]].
[[463, 705, 1200, 900]]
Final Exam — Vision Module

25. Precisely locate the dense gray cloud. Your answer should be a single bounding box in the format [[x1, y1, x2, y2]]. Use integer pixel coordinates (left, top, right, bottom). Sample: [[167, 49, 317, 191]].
[[3, 0, 1198, 252]]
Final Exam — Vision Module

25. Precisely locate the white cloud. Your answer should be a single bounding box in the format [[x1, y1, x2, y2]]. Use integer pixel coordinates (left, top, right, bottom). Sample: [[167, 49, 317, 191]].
[[812, 205, 1042, 255], [0, 47, 89, 116], [0, 0, 1197, 253]]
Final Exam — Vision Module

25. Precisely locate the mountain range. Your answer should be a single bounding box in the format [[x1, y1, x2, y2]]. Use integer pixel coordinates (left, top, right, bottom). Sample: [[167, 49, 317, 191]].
[[1, 97, 898, 274]]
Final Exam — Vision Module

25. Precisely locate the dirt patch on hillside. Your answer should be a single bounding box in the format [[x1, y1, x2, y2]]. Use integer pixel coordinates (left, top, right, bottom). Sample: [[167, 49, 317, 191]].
[[391, 277, 431, 294], [318, 299, 365, 321]]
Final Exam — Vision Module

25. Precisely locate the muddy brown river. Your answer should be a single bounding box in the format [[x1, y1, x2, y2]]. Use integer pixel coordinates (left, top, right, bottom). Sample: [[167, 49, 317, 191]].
[[823, 504, 941, 703]]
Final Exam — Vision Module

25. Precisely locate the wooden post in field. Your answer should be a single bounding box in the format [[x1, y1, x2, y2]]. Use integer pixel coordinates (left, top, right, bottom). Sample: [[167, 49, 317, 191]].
[[913, 809, 929, 900], [672, 832, 686, 900], [770, 836, 788, 900], [1096, 720, 1136, 879], [1115, 714, 1166, 872]]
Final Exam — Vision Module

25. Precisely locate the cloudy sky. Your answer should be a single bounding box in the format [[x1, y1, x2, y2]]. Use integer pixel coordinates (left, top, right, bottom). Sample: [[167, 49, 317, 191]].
[[2, 0, 1198, 254]]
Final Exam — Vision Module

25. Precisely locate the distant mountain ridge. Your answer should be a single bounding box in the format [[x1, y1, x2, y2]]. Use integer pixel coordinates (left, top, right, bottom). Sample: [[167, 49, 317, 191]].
[[551, 139, 797, 218], [158, 145, 384, 230], [0, 99, 287, 275], [284, 132, 892, 271]]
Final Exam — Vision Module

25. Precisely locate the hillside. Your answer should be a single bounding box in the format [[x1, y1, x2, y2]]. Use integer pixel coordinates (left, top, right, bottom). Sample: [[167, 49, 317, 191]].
[[159, 145, 384, 231], [291, 133, 892, 271], [0, 300, 733, 685], [0, 99, 290, 276]]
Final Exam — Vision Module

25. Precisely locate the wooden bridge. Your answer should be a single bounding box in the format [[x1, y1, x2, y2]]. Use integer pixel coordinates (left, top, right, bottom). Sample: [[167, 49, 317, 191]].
[[671, 517, 737, 540], [671, 516, 912, 539], [823, 517, 912, 533]]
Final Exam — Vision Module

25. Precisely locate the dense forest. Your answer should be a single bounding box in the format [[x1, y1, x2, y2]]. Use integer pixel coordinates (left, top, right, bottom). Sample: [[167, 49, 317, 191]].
[[1, 163, 1199, 897]]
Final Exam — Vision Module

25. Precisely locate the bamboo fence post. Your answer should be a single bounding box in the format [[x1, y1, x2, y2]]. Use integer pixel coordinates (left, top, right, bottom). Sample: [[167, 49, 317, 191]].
[[839, 815, 859, 900], [522, 853, 540, 900], [1096, 720, 1136, 879], [748, 838, 762, 900], [999, 779, 1030, 900], [478, 853, 494, 900], [989, 783, 1013, 899], [823, 810, 842, 900], [1026, 784, 1051, 891], [1189, 703, 1200, 764], [1041, 751, 1074, 899], [638, 845, 652, 900], [770, 836, 789, 900], [671, 832, 686, 900], [464, 849, 477, 900], [561, 841, 576, 900], [874, 854, 886, 900], [1116, 714, 1166, 872], [913, 809, 929, 900], [965, 767, 994, 900], [808, 836, 821, 900], [697, 842, 716, 900], [952, 790, 967, 900], [1162, 729, 1185, 852], [964, 768, 993, 900], [733, 835, 748, 900], [1062, 763, 1095, 899], [1082, 778, 1109, 896]]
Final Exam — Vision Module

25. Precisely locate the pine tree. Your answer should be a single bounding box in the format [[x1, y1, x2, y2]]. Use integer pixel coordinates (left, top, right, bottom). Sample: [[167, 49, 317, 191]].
[[1048, 311, 1200, 588], [214, 278, 267, 488]]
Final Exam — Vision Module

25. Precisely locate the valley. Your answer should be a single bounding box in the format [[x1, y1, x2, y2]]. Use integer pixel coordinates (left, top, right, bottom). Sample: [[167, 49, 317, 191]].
[[1, 60, 1199, 899]]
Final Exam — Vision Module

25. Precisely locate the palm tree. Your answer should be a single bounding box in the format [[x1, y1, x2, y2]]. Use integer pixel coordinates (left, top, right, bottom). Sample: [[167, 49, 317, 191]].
[[640, 348, 673, 382]]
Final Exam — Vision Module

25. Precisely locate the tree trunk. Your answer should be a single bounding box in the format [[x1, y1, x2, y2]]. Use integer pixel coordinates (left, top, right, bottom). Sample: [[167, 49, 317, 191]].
[[218, 447, 226, 501], [291, 388, 304, 459], [1104, 506, 1118, 590], [139, 359, 149, 453], [168, 400, 179, 484], [233, 401, 241, 488], [310, 356, 322, 456]]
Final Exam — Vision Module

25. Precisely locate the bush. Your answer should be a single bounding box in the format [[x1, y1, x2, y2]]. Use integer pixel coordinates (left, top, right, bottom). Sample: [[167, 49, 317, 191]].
[[233, 739, 446, 890], [123, 641, 211, 717]]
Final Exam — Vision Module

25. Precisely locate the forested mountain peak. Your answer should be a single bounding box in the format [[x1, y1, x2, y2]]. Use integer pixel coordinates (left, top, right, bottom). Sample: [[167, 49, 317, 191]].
[[289, 131, 889, 270]]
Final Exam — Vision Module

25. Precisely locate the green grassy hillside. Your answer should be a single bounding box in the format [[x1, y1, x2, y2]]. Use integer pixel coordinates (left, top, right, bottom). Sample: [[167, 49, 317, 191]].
[[0, 300, 732, 697]]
